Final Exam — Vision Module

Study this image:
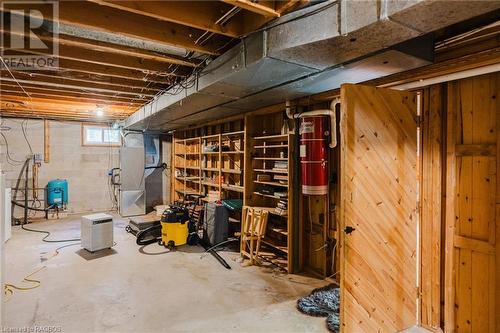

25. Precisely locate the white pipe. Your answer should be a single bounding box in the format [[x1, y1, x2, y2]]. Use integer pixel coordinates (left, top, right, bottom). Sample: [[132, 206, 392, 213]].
[[286, 98, 339, 148]]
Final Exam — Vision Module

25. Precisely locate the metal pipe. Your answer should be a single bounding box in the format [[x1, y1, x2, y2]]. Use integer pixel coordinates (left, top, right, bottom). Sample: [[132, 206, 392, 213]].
[[24, 160, 29, 225], [286, 98, 340, 148]]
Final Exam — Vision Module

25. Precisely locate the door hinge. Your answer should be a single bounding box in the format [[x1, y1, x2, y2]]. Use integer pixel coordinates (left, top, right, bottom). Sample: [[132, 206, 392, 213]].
[[416, 115, 423, 126]]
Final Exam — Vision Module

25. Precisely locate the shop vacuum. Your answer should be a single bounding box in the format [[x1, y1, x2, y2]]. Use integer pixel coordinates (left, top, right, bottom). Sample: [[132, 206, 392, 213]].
[[135, 204, 231, 269]]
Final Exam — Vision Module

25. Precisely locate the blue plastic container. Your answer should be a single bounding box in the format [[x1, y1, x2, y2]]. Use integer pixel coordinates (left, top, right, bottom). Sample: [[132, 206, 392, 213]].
[[47, 179, 68, 207]]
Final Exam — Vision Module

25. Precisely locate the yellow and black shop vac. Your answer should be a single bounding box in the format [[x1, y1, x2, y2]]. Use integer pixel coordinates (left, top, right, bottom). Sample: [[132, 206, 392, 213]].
[[136, 206, 198, 250]]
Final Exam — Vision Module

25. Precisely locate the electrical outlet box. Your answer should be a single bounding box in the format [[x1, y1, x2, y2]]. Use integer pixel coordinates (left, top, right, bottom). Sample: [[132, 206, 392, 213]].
[[33, 154, 43, 163]]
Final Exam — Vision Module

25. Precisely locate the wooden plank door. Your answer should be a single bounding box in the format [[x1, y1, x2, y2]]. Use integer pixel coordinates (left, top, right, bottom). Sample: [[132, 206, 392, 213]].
[[340, 84, 419, 332]]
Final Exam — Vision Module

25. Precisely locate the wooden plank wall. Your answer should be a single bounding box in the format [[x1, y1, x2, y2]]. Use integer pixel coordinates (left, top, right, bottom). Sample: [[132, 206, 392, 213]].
[[444, 72, 499, 333], [420, 85, 445, 330]]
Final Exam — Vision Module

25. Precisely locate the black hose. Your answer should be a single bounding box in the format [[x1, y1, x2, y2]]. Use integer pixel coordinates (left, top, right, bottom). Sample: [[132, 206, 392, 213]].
[[199, 239, 231, 270], [11, 158, 31, 220], [136, 224, 162, 245], [20, 224, 81, 243], [12, 201, 54, 212]]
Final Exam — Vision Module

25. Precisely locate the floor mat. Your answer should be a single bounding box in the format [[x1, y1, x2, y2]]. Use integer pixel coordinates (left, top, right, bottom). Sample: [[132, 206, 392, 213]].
[[297, 284, 340, 332]]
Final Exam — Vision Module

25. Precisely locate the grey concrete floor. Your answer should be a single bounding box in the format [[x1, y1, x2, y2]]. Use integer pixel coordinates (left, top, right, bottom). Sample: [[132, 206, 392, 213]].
[[4, 213, 328, 333]]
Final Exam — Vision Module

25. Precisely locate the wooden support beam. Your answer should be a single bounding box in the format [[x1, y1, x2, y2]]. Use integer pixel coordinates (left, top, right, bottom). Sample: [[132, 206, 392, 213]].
[[222, 0, 280, 17], [89, 1, 245, 38], [56, 59, 176, 84], [1, 29, 200, 68], [1, 70, 169, 91], [8, 39, 187, 75], [0, 85, 148, 104], [276, 0, 306, 14], [44, 119, 50, 163], [2, 1, 226, 55], [0, 76, 157, 97], [0, 109, 127, 120], [1, 92, 143, 107], [1, 97, 135, 115]]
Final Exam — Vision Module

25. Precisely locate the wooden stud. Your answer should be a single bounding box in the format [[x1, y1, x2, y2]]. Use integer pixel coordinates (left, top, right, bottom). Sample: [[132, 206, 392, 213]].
[[222, 0, 280, 17], [43, 119, 50, 163]]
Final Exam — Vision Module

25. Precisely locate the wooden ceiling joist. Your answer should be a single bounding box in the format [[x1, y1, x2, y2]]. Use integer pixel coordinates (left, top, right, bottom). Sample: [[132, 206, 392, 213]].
[[55, 59, 175, 84], [1, 98, 135, 114], [0, 78, 156, 97], [1, 92, 143, 107], [9, 41, 188, 76], [0, 108, 127, 120], [222, 0, 280, 17], [2, 1, 227, 55], [0, 85, 149, 104], [1, 29, 200, 68], [89, 0, 245, 38], [2, 70, 170, 91], [0, 1, 305, 121]]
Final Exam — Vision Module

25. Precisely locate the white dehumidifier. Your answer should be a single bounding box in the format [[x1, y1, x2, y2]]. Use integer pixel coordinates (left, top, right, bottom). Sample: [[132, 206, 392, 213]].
[[81, 213, 114, 252]]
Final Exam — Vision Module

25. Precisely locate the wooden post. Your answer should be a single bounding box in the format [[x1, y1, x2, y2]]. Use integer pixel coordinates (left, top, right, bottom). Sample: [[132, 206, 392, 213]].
[[43, 119, 50, 163]]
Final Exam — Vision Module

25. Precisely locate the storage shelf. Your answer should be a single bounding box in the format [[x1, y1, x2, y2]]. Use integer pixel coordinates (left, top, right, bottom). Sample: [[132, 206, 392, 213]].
[[254, 180, 288, 188], [222, 130, 245, 137], [254, 169, 288, 174], [202, 167, 219, 172], [253, 192, 288, 200], [254, 134, 288, 140], [250, 206, 288, 218], [270, 227, 288, 236], [176, 176, 200, 181], [254, 157, 288, 160], [224, 151, 244, 154], [221, 169, 243, 174], [175, 189, 200, 196], [254, 144, 288, 149], [222, 184, 244, 193], [202, 151, 244, 155], [174, 126, 244, 212], [176, 153, 200, 157], [201, 134, 219, 139], [201, 181, 219, 188], [262, 240, 288, 254], [184, 166, 201, 171]]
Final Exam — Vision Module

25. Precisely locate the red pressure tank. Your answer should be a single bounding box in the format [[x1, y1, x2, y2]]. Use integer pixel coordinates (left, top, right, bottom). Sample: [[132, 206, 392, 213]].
[[299, 116, 328, 195]]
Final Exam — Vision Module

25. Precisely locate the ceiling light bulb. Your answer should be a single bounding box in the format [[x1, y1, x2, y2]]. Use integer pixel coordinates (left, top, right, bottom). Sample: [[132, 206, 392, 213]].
[[96, 107, 104, 117]]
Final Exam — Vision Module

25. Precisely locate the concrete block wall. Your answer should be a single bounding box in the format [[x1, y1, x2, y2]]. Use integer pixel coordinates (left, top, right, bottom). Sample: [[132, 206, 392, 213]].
[[0, 118, 119, 219]]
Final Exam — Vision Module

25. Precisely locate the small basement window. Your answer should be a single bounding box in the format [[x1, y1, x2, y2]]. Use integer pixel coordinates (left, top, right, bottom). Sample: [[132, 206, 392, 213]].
[[82, 124, 121, 147]]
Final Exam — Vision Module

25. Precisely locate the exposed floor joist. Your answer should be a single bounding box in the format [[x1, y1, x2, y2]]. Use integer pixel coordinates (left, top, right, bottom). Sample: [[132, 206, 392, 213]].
[[222, 0, 281, 17], [0, 1, 303, 120]]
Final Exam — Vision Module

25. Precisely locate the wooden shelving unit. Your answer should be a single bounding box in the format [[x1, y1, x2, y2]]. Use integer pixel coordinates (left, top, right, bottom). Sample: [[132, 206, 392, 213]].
[[172, 138, 202, 200], [244, 112, 295, 272], [172, 114, 296, 273], [172, 120, 245, 228]]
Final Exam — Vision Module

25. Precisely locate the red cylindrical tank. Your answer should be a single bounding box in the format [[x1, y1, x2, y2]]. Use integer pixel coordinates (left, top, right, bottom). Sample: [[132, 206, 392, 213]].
[[300, 116, 328, 195]]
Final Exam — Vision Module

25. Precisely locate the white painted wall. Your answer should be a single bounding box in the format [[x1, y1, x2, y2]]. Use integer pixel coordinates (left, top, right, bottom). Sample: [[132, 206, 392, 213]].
[[0, 118, 119, 218]]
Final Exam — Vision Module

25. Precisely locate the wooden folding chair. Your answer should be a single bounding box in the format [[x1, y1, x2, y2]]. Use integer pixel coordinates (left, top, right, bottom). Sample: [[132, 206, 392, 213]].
[[240, 206, 269, 265]]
